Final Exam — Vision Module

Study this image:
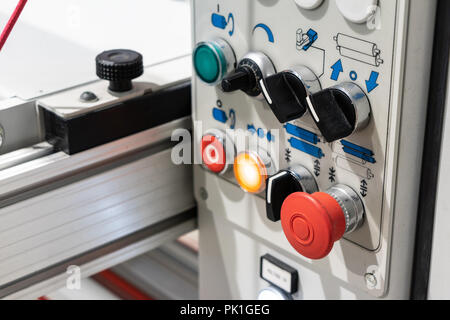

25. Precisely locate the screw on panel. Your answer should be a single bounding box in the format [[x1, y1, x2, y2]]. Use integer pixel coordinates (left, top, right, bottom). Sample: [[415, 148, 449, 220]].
[[199, 187, 208, 200], [364, 273, 378, 289], [79, 91, 99, 103]]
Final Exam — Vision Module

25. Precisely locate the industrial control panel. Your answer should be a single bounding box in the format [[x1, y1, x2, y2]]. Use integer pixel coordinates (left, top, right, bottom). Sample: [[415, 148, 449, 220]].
[[192, 0, 436, 299]]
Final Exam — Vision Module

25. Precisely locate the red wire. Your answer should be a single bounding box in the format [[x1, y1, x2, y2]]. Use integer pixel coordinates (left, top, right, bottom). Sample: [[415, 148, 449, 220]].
[[93, 270, 154, 300], [0, 0, 28, 51]]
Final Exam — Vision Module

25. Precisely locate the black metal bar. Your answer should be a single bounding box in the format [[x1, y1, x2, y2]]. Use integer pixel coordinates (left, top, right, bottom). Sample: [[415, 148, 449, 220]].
[[42, 80, 191, 155], [411, 0, 450, 300]]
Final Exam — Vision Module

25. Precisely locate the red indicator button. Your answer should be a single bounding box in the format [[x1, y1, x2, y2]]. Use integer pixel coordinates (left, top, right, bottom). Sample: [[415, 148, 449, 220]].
[[201, 135, 226, 173], [281, 192, 346, 260]]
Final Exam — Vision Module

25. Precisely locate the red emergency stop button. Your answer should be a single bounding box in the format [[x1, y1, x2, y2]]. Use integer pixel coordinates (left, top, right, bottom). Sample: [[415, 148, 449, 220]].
[[201, 134, 226, 173], [280, 185, 364, 260]]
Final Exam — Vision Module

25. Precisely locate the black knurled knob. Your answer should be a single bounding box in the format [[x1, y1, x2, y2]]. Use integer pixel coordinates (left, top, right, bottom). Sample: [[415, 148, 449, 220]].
[[96, 49, 144, 92]]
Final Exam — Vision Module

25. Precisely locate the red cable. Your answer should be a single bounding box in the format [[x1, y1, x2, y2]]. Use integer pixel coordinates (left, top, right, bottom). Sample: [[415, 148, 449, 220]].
[[93, 270, 154, 300], [0, 0, 28, 51]]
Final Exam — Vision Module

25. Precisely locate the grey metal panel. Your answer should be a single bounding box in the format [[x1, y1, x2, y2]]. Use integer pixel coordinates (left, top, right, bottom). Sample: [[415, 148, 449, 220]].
[[3, 217, 197, 299], [0, 117, 191, 205], [0, 0, 191, 100], [0, 146, 195, 288], [113, 242, 198, 300], [0, 100, 43, 155], [194, 0, 437, 299], [0, 142, 54, 171]]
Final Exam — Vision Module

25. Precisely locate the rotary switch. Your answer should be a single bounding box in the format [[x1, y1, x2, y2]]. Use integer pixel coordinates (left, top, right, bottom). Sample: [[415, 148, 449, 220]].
[[193, 38, 236, 85], [281, 184, 364, 260], [263, 66, 321, 123], [266, 165, 318, 222], [221, 52, 276, 100], [96, 49, 144, 92], [306, 82, 371, 142], [201, 130, 235, 175]]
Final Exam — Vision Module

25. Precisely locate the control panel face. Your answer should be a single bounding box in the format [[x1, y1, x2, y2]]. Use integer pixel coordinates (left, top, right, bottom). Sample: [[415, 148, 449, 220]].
[[192, 0, 434, 298]]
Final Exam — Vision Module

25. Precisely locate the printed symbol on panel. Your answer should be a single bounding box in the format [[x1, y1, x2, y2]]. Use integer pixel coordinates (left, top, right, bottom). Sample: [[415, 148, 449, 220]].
[[350, 71, 358, 81], [252, 23, 275, 43], [295, 28, 325, 78], [213, 107, 228, 123], [334, 155, 375, 180], [211, 5, 234, 36], [247, 124, 257, 135], [360, 179, 368, 198], [229, 109, 236, 129], [296, 28, 318, 51], [257, 128, 265, 139], [285, 148, 292, 163], [314, 160, 321, 177], [334, 33, 384, 67], [330, 59, 343, 81], [341, 140, 376, 164], [365, 71, 379, 93], [329, 167, 336, 183], [212, 100, 237, 128]]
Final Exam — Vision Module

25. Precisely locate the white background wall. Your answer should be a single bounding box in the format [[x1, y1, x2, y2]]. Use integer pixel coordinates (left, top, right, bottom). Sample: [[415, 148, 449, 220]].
[[0, 0, 192, 99]]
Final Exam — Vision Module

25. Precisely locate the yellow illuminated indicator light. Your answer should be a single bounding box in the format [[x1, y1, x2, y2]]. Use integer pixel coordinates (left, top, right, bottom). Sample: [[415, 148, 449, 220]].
[[234, 152, 268, 194]]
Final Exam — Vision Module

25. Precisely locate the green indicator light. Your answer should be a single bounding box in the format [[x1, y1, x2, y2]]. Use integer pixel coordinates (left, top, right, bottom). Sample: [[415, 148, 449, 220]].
[[194, 43, 226, 84]]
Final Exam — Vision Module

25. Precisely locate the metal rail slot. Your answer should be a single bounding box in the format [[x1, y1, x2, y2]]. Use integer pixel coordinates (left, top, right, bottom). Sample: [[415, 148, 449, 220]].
[[0, 142, 54, 172]]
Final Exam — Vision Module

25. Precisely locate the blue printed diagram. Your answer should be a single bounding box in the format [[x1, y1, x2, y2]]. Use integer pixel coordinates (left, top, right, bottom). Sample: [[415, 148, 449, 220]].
[[334, 33, 383, 67], [252, 23, 274, 43], [330, 59, 343, 81], [212, 108, 227, 123], [295, 27, 325, 78], [341, 140, 376, 164], [288, 137, 324, 159], [365, 71, 379, 93], [285, 123, 320, 145], [330, 59, 380, 93], [296, 28, 318, 51], [247, 125, 274, 143], [211, 7, 234, 36], [284, 123, 324, 159], [212, 100, 236, 129]]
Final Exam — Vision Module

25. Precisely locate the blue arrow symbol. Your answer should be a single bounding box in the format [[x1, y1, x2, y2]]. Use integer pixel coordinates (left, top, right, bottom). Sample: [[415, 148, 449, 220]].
[[253, 24, 275, 43], [366, 71, 379, 93], [330, 59, 343, 81]]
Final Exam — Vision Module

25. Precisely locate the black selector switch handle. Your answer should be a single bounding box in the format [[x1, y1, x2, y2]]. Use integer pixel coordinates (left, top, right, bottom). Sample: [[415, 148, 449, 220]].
[[266, 166, 318, 222], [96, 49, 144, 92], [307, 83, 371, 142], [265, 72, 309, 123], [221, 68, 254, 93], [262, 66, 321, 124]]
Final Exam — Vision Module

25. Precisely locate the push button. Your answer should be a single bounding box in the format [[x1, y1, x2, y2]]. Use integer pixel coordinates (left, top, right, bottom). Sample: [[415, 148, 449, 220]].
[[193, 38, 236, 85], [294, 0, 324, 10], [281, 185, 364, 259], [258, 286, 292, 300], [201, 130, 235, 174], [336, 0, 378, 24], [234, 151, 274, 194]]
